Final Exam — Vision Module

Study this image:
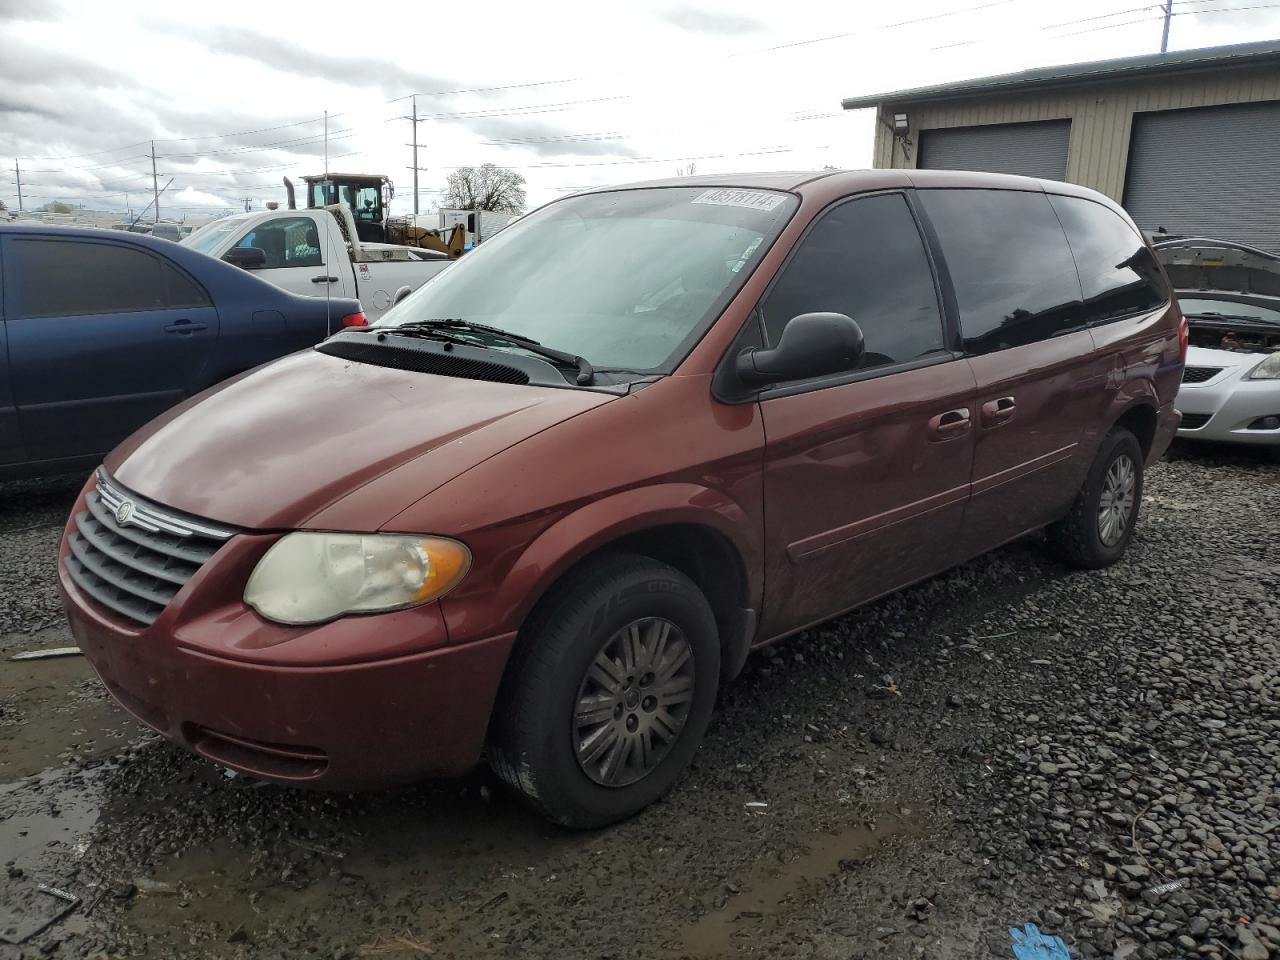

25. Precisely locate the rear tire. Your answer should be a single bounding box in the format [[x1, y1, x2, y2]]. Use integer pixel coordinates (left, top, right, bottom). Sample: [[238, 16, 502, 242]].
[[1046, 427, 1144, 569], [488, 553, 720, 829]]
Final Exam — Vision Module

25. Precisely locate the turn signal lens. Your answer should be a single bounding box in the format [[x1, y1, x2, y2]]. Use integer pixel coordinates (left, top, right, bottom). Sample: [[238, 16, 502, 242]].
[[340, 312, 368, 327], [244, 533, 471, 625]]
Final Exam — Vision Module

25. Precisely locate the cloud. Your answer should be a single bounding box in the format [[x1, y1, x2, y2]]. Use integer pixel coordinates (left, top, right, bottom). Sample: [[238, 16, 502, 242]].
[[0, 0, 63, 22], [0, 42, 136, 90], [168, 186, 234, 210], [1184, 9, 1280, 30], [0, 93, 60, 121], [658, 5, 765, 36], [169, 24, 457, 99]]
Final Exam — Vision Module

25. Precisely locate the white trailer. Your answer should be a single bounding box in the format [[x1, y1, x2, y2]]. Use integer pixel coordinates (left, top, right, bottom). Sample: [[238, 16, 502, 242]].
[[438, 208, 519, 247]]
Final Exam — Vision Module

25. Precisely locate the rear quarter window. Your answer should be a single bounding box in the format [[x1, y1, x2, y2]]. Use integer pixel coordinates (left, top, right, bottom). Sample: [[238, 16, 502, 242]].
[[918, 189, 1084, 355], [1048, 194, 1169, 323]]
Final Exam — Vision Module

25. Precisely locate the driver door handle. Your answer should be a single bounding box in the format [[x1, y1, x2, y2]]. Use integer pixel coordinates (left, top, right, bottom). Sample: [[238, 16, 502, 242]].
[[311, 275, 340, 284], [928, 407, 971, 441], [981, 396, 1017, 426]]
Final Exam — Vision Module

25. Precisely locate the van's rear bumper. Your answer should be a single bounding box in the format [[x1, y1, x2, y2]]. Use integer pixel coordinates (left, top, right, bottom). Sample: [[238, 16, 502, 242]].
[[60, 559, 515, 789]]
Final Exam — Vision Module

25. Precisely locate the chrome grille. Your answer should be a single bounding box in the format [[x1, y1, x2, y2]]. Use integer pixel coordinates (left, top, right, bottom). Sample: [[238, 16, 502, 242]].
[[1182, 366, 1223, 384], [64, 471, 236, 626]]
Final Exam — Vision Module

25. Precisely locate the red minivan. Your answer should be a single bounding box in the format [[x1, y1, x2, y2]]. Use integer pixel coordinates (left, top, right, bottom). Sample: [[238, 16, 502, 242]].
[[58, 170, 1184, 827]]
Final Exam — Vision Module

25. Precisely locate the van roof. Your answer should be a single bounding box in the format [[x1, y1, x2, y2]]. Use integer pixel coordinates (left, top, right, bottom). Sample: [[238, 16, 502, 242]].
[[583, 168, 1102, 198]]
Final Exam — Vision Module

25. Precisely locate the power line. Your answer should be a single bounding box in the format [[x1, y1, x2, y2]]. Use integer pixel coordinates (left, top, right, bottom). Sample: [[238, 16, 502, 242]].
[[443, 145, 827, 171], [155, 128, 355, 159]]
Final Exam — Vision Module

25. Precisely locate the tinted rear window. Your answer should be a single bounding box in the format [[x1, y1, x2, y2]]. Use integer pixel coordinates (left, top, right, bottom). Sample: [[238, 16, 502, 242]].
[[918, 189, 1083, 355], [1049, 194, 1168, 323], [11, 238, 209, 318]]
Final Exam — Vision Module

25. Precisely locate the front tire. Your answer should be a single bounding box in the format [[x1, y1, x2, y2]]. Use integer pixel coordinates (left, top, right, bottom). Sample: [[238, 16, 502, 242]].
[[1046, 427, 1144, 569], [488, 553, 720, 829]]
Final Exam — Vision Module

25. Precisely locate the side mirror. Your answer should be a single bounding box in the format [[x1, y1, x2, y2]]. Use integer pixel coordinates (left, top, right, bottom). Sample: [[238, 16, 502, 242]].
[[224, 246, 267, 270], [393, 284, 413, 305], [736, 312, 865, 386]]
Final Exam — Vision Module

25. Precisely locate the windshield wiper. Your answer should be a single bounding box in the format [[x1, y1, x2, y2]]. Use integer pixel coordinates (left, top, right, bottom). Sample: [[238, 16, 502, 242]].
[[1184, 311, 1280, 327], [393, 319, 595, 385]]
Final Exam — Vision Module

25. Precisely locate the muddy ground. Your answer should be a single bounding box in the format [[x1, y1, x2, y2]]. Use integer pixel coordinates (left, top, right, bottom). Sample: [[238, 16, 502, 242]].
[[1, 446, 1278, 960]]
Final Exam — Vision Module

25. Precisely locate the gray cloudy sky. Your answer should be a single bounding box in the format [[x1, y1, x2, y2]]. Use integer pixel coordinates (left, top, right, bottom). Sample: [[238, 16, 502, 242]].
[[1, 0, 1277, 218]]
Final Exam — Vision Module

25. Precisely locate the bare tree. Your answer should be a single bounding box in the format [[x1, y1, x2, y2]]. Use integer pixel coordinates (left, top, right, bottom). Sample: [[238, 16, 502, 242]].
[[443, 164, 526, 213]]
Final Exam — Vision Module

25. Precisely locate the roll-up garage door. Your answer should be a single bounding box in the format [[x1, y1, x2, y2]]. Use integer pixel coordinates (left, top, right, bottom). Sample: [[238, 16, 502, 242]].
[[1124, 101, 1280, 254], [918, 119, 1071, 181]]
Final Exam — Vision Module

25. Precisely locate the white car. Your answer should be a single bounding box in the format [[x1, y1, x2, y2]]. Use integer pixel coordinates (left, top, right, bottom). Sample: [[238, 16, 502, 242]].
[[1156, 239, 1280, 455]]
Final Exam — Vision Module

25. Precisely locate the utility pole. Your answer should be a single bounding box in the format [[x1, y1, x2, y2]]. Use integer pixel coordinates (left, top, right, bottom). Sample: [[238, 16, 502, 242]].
[[14, 159, 22, 212], [1160, 1, 1173, 54], [407, 95, 423, 215], [130, 177, 174, 227], [150, 140, 160, 223]]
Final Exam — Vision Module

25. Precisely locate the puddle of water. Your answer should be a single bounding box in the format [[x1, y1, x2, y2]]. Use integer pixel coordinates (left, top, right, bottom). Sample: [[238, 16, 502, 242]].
[[0, 765, 109, 947], [678, 813, 924, 959], [0, 651, 139, 780], [0, 766, 106, 875], [115, 782, 573, 957]]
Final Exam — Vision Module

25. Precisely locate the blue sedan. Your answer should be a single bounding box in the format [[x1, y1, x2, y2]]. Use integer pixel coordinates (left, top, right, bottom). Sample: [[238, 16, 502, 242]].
[[0, 224, 364, 480]]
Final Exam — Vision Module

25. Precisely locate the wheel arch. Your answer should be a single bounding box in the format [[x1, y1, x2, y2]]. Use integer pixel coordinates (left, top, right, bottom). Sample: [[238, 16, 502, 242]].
[[1111, 401, 1159, 462], [487, 484, 762, 685]]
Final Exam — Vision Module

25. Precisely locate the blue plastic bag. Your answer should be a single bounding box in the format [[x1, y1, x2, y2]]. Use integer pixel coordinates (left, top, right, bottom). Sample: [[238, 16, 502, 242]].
[[1009, 922, 1071, 960]]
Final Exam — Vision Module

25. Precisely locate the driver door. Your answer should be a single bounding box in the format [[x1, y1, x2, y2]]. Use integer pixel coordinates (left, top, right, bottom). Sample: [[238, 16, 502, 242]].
[[756, 192, 977, 638], [231, 215, 352, 303]]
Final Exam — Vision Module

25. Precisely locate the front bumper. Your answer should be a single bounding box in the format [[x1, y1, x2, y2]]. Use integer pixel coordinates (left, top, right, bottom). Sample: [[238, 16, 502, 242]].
[[1176, 367, 1280, 446], [57, 483, 515, 789]]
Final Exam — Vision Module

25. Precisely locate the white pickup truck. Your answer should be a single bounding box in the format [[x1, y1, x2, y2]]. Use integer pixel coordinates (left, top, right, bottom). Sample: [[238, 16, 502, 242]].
[[182, 206, 451, 321]]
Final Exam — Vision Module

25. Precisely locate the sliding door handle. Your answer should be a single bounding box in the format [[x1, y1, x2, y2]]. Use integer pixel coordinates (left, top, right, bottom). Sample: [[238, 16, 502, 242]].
[[928, 407, 971, 441], [981, 396, 1017, 426]]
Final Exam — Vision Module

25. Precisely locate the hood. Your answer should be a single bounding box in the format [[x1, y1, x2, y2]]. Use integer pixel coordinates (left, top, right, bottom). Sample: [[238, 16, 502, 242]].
[[1155, 238, 1280, 302], [1184, 344, 1261, 371], [106, 349, 612, 530]]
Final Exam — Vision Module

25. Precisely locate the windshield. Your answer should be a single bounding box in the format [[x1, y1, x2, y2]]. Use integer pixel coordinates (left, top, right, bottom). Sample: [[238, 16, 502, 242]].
[[1179, 297, 1280, 323], [375, 186, 798, 372], [182, 217, 245, 256]]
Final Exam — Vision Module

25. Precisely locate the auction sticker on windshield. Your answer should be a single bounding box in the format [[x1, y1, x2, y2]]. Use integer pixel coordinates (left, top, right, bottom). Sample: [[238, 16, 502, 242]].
[[692, 189, 787, 211]]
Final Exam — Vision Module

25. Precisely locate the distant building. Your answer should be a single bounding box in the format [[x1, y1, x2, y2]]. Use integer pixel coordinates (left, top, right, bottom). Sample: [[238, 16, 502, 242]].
[[842, 39, 1280, 251]]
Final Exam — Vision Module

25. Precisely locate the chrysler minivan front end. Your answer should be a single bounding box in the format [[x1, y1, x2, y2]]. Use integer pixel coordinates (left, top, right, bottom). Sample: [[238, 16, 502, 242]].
[[58, 467, 517, 787], [57, 181, 801, 800]]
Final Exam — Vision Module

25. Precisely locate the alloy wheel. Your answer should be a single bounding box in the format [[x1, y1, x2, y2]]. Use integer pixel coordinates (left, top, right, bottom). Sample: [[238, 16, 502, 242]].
[[1097, 453, 1136, 547]]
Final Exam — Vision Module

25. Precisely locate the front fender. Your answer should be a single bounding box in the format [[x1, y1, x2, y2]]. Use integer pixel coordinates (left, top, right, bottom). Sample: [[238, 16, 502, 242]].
[[439, 482, 762, 645]]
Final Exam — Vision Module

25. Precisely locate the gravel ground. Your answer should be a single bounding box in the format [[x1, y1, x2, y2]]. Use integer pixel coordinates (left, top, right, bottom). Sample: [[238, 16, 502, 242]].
[[0, 447, 1277, 960]]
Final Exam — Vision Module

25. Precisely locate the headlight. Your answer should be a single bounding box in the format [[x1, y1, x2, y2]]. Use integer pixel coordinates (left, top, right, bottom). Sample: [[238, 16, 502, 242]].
[[1249, 353, 1280, 380], [244, 532, 470, 625]]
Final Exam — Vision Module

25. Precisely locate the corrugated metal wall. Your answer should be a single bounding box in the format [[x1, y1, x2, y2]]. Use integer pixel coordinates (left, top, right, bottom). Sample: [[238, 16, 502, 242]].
[[918, 119, 1071, 179], [870, 64, 1280, 202], [1125, 100, 1280, 252]]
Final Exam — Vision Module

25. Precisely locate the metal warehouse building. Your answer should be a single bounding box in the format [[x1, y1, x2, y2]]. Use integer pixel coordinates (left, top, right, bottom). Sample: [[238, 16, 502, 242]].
[[842, 39, 1280, 252]]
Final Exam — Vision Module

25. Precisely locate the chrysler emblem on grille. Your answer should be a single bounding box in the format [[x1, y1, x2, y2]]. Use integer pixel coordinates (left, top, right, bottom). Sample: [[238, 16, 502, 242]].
[[115, 499, 135, 526]]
